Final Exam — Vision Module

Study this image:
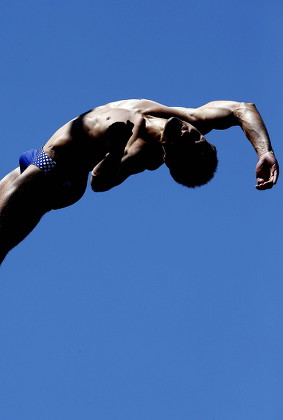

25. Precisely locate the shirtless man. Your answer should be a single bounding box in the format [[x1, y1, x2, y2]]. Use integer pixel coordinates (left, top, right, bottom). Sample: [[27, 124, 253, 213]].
[[0, 99, 278, 263]]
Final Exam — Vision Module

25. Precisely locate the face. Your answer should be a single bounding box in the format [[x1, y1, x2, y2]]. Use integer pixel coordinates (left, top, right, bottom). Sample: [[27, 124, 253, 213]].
[[189, 137, 216, 158]]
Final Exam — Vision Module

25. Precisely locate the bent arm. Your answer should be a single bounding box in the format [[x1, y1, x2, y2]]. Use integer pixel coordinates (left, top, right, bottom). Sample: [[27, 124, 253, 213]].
[[91, 138, 153, 192], [134, 99, 274, 155], [189, 101, 272, 154], [90, 115, 149, 192], [141, 99, 278, 189], [190, 101, 279, 189], [141, 99, 273, 154], [126, 99, 278, 189]]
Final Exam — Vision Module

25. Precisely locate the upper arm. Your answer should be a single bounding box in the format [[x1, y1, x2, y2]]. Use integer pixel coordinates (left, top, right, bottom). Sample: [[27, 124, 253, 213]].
[[189, 101, 247, 133], [134, 99, 247, 134]]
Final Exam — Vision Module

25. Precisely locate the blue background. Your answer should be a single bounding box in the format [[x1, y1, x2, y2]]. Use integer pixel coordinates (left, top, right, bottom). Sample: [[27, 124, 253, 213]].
[[1, 0, 282, 419]]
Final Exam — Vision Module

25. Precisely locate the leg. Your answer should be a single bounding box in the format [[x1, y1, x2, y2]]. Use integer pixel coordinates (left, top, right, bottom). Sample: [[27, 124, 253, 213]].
[[0, 166, 55, 264], [51, 171, 89, 209], [0, 167, 21, 195], [0, 165, 90, 263]]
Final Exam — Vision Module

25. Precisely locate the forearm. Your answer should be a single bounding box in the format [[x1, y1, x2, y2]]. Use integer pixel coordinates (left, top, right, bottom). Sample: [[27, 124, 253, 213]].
[[228, 102, 278, 189], [91, 141, 149, 192], [235, 103, 273, 157], [91, 153, 124, 191]]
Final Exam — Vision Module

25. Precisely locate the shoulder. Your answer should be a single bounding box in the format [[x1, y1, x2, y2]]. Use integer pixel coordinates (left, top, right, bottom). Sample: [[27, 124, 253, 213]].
[[102, 99, 161, 112]]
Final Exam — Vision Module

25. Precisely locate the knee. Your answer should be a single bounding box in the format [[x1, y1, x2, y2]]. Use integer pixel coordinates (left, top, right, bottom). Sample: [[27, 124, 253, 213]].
[[51, 182, 87, 209]]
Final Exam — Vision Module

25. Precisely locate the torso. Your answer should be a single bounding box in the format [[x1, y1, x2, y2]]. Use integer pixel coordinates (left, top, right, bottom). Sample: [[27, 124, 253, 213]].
[[43, 99, 166, 173]]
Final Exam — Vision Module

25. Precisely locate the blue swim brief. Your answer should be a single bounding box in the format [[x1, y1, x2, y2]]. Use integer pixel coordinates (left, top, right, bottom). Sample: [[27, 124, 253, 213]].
[[19, 147, 57, 174]]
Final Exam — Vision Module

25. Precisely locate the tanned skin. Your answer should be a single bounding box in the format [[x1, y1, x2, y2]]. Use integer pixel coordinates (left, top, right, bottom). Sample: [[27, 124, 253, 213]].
[[0, 99, 279, 263]]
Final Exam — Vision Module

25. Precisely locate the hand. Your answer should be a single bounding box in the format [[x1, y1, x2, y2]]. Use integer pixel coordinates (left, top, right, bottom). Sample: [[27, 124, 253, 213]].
[[255, 151, 279, 190], [106, 120, 134, 142], [105, 120, 134, 156]]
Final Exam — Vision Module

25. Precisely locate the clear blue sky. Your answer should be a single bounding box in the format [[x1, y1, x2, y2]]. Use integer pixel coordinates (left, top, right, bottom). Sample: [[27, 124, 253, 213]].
[[0, 0, 282, 419]]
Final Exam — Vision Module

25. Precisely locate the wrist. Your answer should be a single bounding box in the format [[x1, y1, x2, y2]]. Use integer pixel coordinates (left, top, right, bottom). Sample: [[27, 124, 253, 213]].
[[258, 150, 274, 157]]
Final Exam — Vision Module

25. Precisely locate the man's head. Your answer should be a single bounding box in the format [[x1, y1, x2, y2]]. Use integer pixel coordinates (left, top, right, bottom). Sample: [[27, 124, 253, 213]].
[[163, 137, 218, 188]]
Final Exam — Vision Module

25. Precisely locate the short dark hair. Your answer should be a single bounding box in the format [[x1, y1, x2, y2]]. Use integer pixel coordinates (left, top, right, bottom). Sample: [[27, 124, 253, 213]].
[[164, 139, 218, 188]]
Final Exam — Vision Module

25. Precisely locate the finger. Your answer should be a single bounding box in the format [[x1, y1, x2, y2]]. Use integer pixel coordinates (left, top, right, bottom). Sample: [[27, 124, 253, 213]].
[[272, 168, 279, 184], [264, 168, 279, 186], [255, 181, 273, 190]]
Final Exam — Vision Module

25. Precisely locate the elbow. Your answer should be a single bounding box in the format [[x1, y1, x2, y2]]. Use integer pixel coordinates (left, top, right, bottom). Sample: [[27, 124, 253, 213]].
[[92, 186, 112, 192], [235, 101, 256, 111], [90, 175, 113, 192], [244, 102, 257, 110], [234, 101, 257, 121], [91, 181, 111, 193], [241, 102, 258, 112]]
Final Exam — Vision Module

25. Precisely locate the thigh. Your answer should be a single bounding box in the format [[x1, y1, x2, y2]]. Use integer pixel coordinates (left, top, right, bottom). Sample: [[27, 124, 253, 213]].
[[0, 168, 21, 195], [51, 170, 89, 210], [11, 165, 88, 211]]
